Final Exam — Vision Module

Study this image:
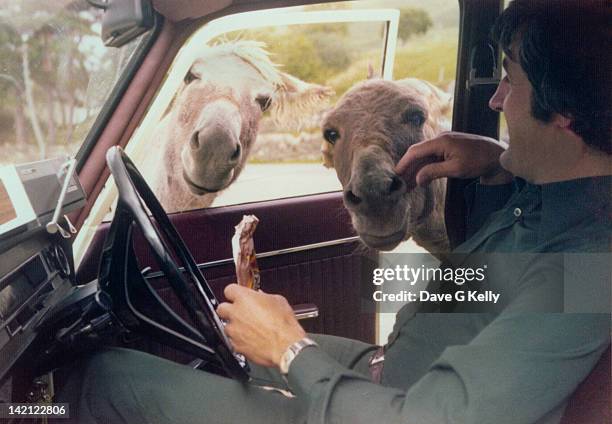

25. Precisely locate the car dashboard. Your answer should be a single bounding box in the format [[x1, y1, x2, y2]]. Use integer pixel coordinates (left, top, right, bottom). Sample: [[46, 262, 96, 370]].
[[0, 157, 86, 403]]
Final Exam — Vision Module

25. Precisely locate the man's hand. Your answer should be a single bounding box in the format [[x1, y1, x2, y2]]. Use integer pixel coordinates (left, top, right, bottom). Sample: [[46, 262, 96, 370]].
[[395, 131, 513, 187], [217, 284, 306, 368]]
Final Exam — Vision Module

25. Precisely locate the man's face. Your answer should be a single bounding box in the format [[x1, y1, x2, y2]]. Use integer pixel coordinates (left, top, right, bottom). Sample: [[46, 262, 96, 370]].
[[488, 51, 558, 182]]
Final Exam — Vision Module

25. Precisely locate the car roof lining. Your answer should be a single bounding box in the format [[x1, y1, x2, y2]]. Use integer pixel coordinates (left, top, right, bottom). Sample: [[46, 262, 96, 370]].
[[152, 0, 333, 22]]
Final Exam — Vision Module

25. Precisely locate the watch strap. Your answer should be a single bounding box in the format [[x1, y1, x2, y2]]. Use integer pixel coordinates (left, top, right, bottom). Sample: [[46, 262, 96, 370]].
[[279, 337, 318, 375]]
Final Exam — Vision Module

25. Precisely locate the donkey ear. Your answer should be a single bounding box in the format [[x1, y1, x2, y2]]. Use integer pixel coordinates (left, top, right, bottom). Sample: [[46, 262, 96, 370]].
[[438, 81, 454, 116], [366, 62, 381, 79], [425, 82, 454, 131], [271, 72, 334, 130], [277, 72, 334, 99]]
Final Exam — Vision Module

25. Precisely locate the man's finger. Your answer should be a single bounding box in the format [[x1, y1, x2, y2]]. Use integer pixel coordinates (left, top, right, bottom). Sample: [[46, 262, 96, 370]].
[[223, 321, 236, 338], [397, 155, 441, 190], [416, 160, 457, 186], [223, 283, 246, 301], [395, 137, 445, 176], [217, 302, 234, 320]]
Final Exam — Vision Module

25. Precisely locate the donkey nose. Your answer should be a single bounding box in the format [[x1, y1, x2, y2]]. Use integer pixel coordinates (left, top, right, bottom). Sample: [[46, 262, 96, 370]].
[[388, 175, 404, 194], [190, 125, 241, 166], [344, 174, 405, 209], [190, 131, 201, 149], [344, 189, 362, 206], [230, 143, 241, 161]]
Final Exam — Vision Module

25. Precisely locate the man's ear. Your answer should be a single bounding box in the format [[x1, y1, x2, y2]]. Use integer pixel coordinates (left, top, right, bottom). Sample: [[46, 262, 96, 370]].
[[552, 113, 574, 132]]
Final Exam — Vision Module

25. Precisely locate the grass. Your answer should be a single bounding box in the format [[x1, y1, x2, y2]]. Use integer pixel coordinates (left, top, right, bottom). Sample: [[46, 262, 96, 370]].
[[326, 28, 458, 96], [392, 29, 458, 87]]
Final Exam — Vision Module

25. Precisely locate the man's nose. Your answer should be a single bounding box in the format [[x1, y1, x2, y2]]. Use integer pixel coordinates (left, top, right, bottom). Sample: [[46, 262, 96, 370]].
[[488, 82, 506, 112]]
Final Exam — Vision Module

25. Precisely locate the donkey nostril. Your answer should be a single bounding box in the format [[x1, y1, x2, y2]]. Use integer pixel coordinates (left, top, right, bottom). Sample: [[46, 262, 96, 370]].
[[190, 132, 200, 150], [230, 144, 241, 161], [388, 176, 404, 194], [345, 190, 362, 206]]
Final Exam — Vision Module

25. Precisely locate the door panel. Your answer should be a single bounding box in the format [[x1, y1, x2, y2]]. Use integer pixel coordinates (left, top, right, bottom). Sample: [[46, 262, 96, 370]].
[[77, 192, 377, 363]]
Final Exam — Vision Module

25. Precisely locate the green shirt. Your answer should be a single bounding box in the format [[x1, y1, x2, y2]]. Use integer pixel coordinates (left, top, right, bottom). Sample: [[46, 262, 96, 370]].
[[288, 176, 611, 424]]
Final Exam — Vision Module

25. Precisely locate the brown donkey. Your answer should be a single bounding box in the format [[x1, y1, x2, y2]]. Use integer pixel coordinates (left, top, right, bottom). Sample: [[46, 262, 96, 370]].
[[321, 78, 451, 254]]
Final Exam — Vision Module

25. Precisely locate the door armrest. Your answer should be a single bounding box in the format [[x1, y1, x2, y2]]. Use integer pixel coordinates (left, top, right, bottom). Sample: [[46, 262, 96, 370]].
[[292, 303, 319, 320]]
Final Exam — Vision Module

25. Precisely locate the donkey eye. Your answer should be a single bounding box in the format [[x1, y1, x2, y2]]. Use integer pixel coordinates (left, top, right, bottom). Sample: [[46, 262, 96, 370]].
[[184, 70, 198, 85], [255, 95, 272, 112], [403, 110, 426, 127], [323, 128, 339, 145]]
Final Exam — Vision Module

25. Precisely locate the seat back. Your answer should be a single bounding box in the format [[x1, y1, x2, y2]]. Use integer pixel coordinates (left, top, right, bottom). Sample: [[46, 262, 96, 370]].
[[561, 345, 611, 424]]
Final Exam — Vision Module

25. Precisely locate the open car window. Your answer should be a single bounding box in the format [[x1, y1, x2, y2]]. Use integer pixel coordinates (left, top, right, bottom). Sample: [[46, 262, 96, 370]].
[[74, 1, 460, 266], [0, 0, 148, 167], [81, 4, 399, 223]]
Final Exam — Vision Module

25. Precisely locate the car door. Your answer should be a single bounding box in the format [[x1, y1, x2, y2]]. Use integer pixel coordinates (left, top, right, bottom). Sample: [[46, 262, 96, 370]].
[[71, 5, 410, 363]]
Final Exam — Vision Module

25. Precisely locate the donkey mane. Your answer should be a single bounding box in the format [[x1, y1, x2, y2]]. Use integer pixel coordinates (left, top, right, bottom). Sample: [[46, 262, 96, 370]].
[[207, 40, 333, 129], [209, 40, 284, 87]]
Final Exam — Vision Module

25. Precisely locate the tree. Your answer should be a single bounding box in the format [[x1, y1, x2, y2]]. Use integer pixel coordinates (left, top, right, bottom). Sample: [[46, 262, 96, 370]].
[[0, 22, 27, 145], [0, 1, 101, 159], [397, 7, 433, 42]]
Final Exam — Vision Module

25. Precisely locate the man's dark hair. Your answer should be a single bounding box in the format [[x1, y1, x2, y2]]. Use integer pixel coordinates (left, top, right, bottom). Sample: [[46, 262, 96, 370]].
[[492, 0, 611, 153]]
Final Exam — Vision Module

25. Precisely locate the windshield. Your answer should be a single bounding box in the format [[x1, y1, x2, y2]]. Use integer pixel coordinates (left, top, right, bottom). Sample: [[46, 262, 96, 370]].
[[0, 0, 145, 166]]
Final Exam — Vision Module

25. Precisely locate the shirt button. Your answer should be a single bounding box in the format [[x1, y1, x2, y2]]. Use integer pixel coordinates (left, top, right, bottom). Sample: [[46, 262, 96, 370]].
[[513, 207, 522, 217]]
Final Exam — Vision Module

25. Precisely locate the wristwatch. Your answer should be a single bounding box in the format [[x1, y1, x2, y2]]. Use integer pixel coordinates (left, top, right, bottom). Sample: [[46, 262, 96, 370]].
[[279, 337, 318, 375]]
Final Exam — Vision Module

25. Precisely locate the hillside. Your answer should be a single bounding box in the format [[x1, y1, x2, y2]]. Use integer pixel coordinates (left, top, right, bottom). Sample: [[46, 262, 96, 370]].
[[349, 0, 460, 29]]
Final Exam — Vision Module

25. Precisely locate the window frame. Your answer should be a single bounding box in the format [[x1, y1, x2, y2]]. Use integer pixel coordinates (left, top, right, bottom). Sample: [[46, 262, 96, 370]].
[[74, 13, 164, 173]]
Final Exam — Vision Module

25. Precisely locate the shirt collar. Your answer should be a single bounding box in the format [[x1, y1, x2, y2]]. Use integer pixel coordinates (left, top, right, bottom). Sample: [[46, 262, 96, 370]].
[[536, 175, 612, 240]]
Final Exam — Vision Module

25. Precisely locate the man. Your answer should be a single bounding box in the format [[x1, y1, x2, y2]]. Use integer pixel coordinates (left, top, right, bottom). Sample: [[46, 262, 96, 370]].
[[58, 1, 610, 422]]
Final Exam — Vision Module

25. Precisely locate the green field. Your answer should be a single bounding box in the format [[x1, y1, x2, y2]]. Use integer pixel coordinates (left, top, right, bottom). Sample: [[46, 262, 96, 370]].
[[328, 28, 458, 98]]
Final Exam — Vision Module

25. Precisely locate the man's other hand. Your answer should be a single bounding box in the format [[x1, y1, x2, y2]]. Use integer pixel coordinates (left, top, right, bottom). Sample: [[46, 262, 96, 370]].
[[217, 284, 306, 368], [395, 131, 513, 187]]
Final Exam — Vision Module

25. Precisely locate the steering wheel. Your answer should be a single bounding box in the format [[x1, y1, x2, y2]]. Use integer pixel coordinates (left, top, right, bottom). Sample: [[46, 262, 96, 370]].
[[98, 146, 249, 381]]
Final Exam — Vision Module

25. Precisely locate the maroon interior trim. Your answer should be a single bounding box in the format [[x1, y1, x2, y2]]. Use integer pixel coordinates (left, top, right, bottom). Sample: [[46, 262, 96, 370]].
[[144, 246, 376, 364], [77, 191, 355, 283]]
